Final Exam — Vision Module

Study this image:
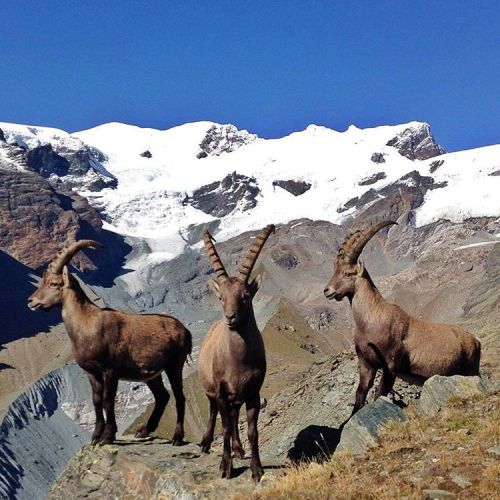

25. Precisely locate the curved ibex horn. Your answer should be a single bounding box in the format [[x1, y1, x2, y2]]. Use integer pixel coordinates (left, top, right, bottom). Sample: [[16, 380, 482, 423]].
[[341, 220, 397, 264], [203, 231, 228, 282], [48, 240, 101, 274], [237, 224, 275, 283]]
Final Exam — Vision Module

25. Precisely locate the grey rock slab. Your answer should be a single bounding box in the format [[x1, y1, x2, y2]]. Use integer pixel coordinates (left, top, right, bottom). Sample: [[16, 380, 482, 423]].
[[419, 375, 494, 415], [336, 396, 405, 455]]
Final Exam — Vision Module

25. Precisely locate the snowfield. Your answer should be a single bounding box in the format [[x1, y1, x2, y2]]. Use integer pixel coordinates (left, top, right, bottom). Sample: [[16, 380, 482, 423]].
[[1, 119, 499, 262]]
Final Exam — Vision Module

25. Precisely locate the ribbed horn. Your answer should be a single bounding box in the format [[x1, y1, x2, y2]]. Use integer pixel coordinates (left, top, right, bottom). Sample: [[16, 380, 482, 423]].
[[48, 240, 101, 274], [340, 220, 397, 264], [203, 231, 228, 282], [237, 224, 275, 283]]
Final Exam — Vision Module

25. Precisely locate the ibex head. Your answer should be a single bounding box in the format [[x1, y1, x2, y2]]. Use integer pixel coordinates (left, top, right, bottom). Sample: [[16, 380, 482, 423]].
[[203, 225, 275, 329], [28, 240, 100, 311], [324, 221, 396, 301]]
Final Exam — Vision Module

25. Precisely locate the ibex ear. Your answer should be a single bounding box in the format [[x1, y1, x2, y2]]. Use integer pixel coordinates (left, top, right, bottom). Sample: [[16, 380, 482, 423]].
[[356, 260, 365, 276], [62, 266, 71, 288], [209, 278, 221, 298], [249, 274, 262, 296]]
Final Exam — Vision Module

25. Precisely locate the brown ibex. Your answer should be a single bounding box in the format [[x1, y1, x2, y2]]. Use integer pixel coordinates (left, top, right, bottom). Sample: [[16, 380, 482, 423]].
[[198, 225, 274, 482], [324, 221, 481, 415], [28, 240, 192, 445]]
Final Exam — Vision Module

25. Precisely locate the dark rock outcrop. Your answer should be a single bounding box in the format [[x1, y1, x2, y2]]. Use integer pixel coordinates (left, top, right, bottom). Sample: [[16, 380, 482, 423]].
[[0, 128, 6, 142], [358, 171, 386, 186], [26, 144, 70, 178], [186, 172, 259, 217], [386, 124, 445, 160], [140, 150, 152, 158], [429, 159, 445, 173], [338, 170, 445, 221], [272, 179, 312, 196], [370, 152, 386, 164]]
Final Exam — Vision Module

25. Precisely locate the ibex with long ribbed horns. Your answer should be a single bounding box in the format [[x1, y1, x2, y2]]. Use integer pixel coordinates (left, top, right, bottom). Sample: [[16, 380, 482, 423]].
[[198, 225, 275, 482], [28, 240, 192, 445], [324, 221, 481, 415]]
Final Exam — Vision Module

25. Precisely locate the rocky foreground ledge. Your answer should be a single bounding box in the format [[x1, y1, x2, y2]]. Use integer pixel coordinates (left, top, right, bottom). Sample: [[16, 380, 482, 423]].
[[48, 437, 285, 499], [49, 353, 498, 499]]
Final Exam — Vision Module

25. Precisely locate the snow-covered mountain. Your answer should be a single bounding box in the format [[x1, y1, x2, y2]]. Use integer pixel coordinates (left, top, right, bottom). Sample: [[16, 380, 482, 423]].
[[1, 119, 499, 264]]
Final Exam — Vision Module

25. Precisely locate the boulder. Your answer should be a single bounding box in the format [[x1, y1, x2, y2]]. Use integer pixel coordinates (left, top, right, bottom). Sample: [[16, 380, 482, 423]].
[[419, 375, 495, 415], [336, 396, 405, 454]]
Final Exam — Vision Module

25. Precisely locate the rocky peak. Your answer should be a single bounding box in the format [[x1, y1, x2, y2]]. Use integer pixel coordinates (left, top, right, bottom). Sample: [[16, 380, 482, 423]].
[[386, 123, 445, 160], [197, 124, 257, 158]]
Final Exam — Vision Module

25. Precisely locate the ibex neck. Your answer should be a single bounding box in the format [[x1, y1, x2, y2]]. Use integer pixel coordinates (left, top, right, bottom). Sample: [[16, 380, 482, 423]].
[[61, 281, 97, 343], [231, 308, 259, 338], [352, 270, 385, 317]]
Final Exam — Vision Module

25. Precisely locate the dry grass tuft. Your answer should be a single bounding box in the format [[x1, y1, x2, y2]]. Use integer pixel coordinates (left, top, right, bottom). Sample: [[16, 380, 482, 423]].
[[250, 390, 499, 500]]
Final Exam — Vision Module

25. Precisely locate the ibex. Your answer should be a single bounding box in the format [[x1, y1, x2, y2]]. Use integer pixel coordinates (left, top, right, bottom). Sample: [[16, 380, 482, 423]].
[[198, 225, 274, 482], [324, 221, 481, 415], [28, 240, 192, 445]]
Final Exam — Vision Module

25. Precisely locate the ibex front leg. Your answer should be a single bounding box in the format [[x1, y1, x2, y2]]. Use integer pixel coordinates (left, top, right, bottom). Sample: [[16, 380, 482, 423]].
[[217, 398, 233, 479], [100, 371, 118, 445], [246, 395, 264, 483], [88, 373, 105, 445]]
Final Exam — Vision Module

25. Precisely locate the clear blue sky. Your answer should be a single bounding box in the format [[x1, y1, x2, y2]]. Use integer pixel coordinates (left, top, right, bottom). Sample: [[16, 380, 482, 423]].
[[1, 1, 498, 151]]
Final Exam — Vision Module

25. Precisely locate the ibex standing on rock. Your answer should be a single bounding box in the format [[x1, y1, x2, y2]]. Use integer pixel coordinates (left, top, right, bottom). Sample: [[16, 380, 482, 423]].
[[28, 240, 192, 445], [324, 221, 481, 415], [198, 225, 275, 482]]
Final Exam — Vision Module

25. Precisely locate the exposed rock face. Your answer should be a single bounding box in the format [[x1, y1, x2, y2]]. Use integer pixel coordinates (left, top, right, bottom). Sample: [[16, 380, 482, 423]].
[[272, 179, 312, 196], [1, 130, 116, 192], [186, 172, 260, 217], [370, 152, 386, 163], [386, 123, 445, 160], [0, 128, 6, 142], [419, 375, 496, 415], [0, 169, 103, 270], [336, 397, 405, 454], [358, 171, 386, 186], [197, 124, 257, 158], [429, 159, 444, 173], [338, 170, 446, 220], [139, 150, 152, 158]]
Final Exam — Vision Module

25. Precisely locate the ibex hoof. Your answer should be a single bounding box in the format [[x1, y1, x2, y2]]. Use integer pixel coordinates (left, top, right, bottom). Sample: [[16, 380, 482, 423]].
[[172, 438, 184, 446], [220, 458, 233, 479], [251, 465, 264, 483], [232, 446, 245, 459], [134, 426, 150, 439]]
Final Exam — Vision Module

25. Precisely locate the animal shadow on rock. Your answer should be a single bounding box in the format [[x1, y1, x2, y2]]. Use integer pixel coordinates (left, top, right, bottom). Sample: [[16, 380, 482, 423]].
[[287, 421, 348, 463]]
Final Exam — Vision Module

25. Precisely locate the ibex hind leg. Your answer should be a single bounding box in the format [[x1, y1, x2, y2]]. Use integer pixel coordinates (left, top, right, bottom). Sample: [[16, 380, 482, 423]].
[[166, 363, 186, 446], [135, 375, 170, 438]]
